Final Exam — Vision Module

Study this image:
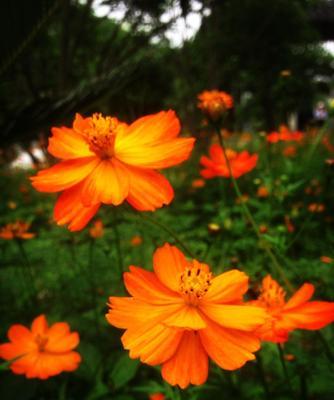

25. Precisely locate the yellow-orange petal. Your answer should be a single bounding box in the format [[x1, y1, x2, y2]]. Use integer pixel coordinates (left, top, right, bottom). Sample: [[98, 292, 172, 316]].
[[163, 304, 207, 329], [204, 270, 249, 303], [280, 301, 334, 330], [122, 323, 183, 366], [116, 136, 195, 169], [284, 283, 314, 310], [199, 303, 267, 331], [7, 325, 33, 345], [80, 158, 129, 206], [153, 243, 189, 292], [125, 167, 174, 211], [199, 320, 260, 370], [45, 323, 79, 353], [10, 352, 39, 377], [0, 343, 28, 361], [54, 182, 100, 231], [72, 113, 91, 133], [48, 127, 94, 159], [161, 331, 208, 389], [117, 110, 181, 145], [30, 157, 100, 193], [31, 315, 48, 336], [106, 297, 182, 330], [124, 266, 181, 304]]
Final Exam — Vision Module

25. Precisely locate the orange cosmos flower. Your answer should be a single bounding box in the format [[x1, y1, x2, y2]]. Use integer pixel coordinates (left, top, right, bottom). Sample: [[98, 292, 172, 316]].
[[200, 144, 258, 179], [30, 111, 195, 231], [106, 243, 267, 389], [149, 394, 165, 400], [191, 178, 206, 189], [267, 125, 303, 143], [89, 219, 104, 239], [130, 235, 143, 246], [320, 256, 333, 264], [283, 145, 297, 157], [308, 203, 325, 213], [0, 221, 35, 240], [252, 275, 334, 343], [0, 315, 81, 379], [197, 90, 233, 120], [257, 186, 269, 198]]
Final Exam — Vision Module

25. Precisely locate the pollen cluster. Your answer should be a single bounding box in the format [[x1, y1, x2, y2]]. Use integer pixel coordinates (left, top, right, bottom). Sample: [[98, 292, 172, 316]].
[[179, 261, 212, 304], [35, 334, 48, 352], [258, 277, 286, 309], [86, 113, 120, 158]]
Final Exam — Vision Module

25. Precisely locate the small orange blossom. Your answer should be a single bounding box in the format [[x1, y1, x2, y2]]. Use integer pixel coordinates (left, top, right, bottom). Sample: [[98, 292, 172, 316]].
[[0, 221, 35, 240], [197, 90, 233, 120]]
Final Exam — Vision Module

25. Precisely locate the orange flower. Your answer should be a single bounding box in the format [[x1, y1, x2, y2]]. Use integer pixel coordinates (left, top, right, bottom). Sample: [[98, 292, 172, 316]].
[[0, 221, 35, 240], [191, 178, 206, 189], [267, 125, 303, 143], [149, 394, 165, 400], [130, 235, 143, 246], [320, 256, 333, 264], [89, 219, 104, 239], [252, 275, 334, 343], [106, 244, 267, 388], [30, 111, 195, 231], [257, 186, 269, 198], [308, 203, 325, 213], [197, 90, 233, 120], [0, 315, 81, 379], [283, 145, 297, 157], [284, 216, 295, 233], [259, 225, 268, 234], [200, 144, 258, 179]]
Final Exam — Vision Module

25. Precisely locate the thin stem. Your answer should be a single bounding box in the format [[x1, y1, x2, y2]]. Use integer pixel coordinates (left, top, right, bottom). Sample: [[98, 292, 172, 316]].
[[16, 240, 37, 300], [87, 239, 101, 336], [112, 209, 124, 278], [277, 344, 294, 397], [136, 213, 196, 259], [214, 127, 293, 292], [255, 352, 270, 399]]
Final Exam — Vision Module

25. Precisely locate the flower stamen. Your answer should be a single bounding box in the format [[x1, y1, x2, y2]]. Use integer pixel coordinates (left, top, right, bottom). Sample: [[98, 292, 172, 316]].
[[179, 261, 212, 305]]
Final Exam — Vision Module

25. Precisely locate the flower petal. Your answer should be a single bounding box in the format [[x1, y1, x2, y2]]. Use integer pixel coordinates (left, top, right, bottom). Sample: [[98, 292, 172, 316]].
[[124, 266, 181, 304], [30, 157, 100, 193], [153, 243, 189, 292], [54, 182, 100, 231], [199, 303, 267, 331], [48, 127, 93, 159], [161, 331, 208, 389], [284, 283, 314, 310], [7, 325, 33, 345], [122, 323, 183, 366], [45, 323, 79, 353], [281, 301, 334, 330], [31, 315, 48, 336], [163, 305, 207, 329], [80, 159, 129, 206], [204, 270, 249, 303], [125, 167, 174, 211], [199, 320, 260, 370], [106, 297, 182, 330]]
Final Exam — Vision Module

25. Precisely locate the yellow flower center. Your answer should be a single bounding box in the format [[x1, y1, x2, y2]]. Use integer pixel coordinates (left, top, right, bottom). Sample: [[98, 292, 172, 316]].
[[259, 279, 286, 309], [86, 113, 120, 159], [35, 334, 48, 352], [179, 261, 212, 305]]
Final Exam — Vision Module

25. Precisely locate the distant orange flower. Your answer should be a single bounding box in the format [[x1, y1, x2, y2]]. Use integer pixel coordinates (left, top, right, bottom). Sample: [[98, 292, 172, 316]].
[[323, 136, 334, 153], [308, 203, 325, 213], [149, 394, 165, 400], [0, 315, 81, 379], [257, 186, 269, 198], [130, 235, 143, 246], [106, 244, 267, 388], [89, 219, 104, 239], [284, 353, 295, 361], [320, 256, 333, 264], [197, 90, 233, 120], [283, 145, 297, 157], [284, 216, 295, 233], [267, 125, 303, 144], [259, 225, 268, 234], [252, 275, 334, 343], [200, 144, 258, 179], [0, 221, 35, 240], [191, 178, 206, 189], [30, 111, 195, 231]]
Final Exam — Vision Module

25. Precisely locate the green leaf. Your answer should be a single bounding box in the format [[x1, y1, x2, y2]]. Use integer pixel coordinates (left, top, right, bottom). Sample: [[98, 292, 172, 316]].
[[110, 354, 140, 389]]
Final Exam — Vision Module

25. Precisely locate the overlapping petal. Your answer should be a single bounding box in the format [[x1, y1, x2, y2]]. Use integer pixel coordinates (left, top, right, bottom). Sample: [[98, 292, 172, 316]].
[[48, 127, 94, 159]]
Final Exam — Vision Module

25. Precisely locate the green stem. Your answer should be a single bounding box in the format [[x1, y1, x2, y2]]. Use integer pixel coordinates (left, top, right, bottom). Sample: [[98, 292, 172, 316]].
[[256, 352, 270, 399], [87, 239, 101, 336], [215, 128, 293, 291], [16, 240, 37, 300], [112, 209, 124, 278], [136, 213, 196, 259], [277, 344, 294, 397]]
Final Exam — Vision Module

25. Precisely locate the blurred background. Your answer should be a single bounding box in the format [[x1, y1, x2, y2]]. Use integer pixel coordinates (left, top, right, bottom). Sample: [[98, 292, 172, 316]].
[[1, 0, 334, 168]]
